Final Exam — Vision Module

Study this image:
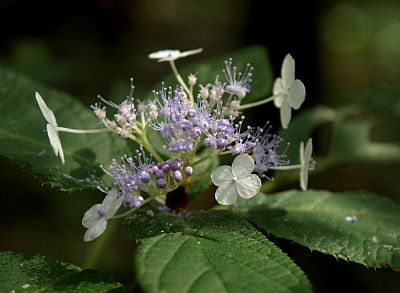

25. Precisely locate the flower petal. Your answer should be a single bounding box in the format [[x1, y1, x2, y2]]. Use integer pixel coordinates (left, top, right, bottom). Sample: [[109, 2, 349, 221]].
[[35, 92, 57, 126], [102, 192, 123, 218], [148, 50, 180, 60], [304, 138, 313, 163], [280, 98, 292, 129], [179, 48, 203, 57], [211, 165, 233, 186], [288, 79, 306, 110], [47, 124, 65, 164], [215, 182, 238, 205], [300, 165, 308, 191], [272, 78, 284, 108], [281, 54, 295, 89], [236, 174, 261, 199], [232, 154, 255, 178], [84, 217, 107, 242], [82, 204, 102, 228]]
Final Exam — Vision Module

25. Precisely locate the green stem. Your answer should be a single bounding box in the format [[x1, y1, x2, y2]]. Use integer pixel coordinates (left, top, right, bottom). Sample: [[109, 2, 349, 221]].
[[237, 95, 280, 110], [111, 196, 157, 219], [191, 150, 230, 166], [57, 127, 109, 134], [82, 220, 117, 269], [169, 60, 193, 102], [269, 164, 302, 170], [141, 132, 163, 162]]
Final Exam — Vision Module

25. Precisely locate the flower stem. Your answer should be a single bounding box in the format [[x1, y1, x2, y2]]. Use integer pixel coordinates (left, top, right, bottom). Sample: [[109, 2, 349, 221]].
[[57, 127, 109, 134], [111, 196, 157, 219], [169, 60, 194, 102], [237, 95, 280, 110], [141, 132, 163, 162], [269, 164, 302, 170], [191, 150, 230, 166]]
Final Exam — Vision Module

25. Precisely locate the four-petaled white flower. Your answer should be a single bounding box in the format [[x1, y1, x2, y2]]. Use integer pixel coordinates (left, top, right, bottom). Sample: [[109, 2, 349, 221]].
[[299, 138, 314, 191], [148, 48, 203, 62], [211, 153, 261, 205], [82, 190, 123, 242], [35, 92, 65, 164], [273, 54, 306, 129]]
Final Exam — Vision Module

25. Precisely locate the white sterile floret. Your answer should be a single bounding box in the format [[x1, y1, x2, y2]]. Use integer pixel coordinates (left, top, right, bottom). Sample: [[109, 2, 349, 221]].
[[35, 92, 65, 164], [148, 48, 203, 62], [299, 138, 314, 191], [273, 54, 306, 129], [82, 190, 123, 242], [211, 153, 261, 205]]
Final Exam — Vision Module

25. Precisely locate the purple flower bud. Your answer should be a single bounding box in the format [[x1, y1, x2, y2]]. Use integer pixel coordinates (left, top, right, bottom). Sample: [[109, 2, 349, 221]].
[[154, 169, 165, 179], [139, 171, 151, 183], [191, 127, 201, 139], [156, 178, 167, 188], [171, 160, 182, 171], [216, 138, 227, 149], [161, 163, 171, 172], [188, 108, 197, 117], [172, 170, 182, 182], [97, 208, 106, 217], [184, 166, 193, 176]]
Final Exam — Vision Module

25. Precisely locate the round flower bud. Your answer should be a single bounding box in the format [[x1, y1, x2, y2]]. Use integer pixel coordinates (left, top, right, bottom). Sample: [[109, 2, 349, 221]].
[[172, 170, 182, 182], [154, 169, 165, 179], [191, 127, 201, 139], [139, 171, 151, 183], [171, 160, 182, 171], [184, 166, 193, 176], [156, 178, 167, 188], [161, 163, 171, 172], [119, 128, 129, 138]]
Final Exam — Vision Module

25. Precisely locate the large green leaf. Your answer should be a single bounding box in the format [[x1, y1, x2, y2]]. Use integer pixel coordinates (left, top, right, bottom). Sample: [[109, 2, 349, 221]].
[[0, 68, 130, 191], [124, 211, 311, 293], [0, 251, 121, 292], [237, 190, 400, 270], [154, 46, 273, 104]]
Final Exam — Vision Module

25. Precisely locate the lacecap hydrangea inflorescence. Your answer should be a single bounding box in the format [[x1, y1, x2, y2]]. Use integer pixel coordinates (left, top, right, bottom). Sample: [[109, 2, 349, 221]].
[[35, 49, 314, 241]]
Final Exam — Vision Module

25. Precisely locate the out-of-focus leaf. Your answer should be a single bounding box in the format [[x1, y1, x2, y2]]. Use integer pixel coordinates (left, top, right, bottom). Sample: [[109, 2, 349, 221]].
[[0, 251, 122, 292]]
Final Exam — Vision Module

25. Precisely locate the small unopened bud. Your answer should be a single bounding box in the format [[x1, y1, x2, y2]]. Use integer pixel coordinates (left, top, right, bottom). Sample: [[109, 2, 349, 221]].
[[200, 85, 209, 100], [154, 169, 165, 179], [139, 171, 151, 183], [94, 108, 106, 120], [119, 128, 129, 138], [115, 114, 127, 126], [188, 73, 197, 87], [156, 178, 167, 188], [172, 170, 182, 182], [171, 160, 182, 171], [184, 166, 193, 176]]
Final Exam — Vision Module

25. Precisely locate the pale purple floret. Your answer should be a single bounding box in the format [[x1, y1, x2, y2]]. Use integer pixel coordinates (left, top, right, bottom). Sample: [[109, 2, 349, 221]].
[[223, 58, 253, 99], [251, 123, 289, 175]]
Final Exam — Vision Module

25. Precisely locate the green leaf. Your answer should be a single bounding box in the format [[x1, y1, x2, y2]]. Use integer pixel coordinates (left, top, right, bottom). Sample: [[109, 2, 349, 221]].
[[0, 251, 122, 292], [124, 211, 311, 293], [0, 68, 130, 191], [238, 190, 400, 270], [154, 45, 273, 104]]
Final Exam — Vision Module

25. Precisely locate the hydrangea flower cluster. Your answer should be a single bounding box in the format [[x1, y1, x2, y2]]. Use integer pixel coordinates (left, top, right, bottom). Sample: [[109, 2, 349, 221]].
[[35, 48, 313, 241]]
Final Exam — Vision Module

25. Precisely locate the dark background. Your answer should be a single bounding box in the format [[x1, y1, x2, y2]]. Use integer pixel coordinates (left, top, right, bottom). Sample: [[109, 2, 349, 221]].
[[1, 0, 399, 292]]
